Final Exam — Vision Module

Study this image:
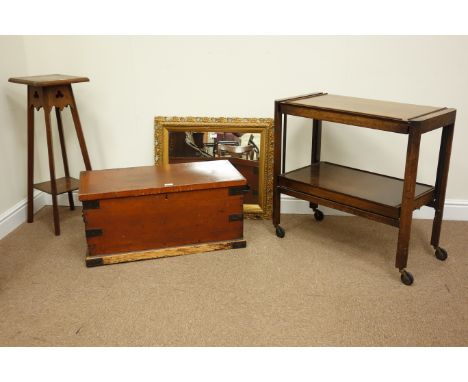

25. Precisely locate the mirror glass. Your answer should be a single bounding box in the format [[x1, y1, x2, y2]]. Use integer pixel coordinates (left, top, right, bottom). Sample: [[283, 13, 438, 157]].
[[168, 131, 261, 204]]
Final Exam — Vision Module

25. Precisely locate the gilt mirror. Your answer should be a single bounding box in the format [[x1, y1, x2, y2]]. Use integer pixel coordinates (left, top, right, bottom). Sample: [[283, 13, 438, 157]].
[[154, 116, 274, 219]]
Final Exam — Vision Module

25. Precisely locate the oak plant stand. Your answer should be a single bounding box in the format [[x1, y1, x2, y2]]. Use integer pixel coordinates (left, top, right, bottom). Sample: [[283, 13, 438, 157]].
[[273, 93, 456, 285], [9, 75, 92, 235]]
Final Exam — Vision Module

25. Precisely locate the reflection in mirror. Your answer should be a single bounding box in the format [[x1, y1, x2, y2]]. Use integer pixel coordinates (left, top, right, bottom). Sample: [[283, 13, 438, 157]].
[[168, 131, 261, 204]]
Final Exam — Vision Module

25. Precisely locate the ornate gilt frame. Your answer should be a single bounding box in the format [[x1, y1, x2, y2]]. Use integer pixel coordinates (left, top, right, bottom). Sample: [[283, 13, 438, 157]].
[[154, 116, 274, 219]]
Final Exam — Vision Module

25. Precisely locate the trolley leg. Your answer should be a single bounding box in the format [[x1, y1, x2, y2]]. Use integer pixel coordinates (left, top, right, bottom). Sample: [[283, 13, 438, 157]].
[[430, 124, 454, 247], [281, 114, 287, 174], [309, 120, 324, 221], [430, 123, 454, 261], [395, 130, 421, 284], [311, 119, 322, 164], [273, 101, 284, 238]]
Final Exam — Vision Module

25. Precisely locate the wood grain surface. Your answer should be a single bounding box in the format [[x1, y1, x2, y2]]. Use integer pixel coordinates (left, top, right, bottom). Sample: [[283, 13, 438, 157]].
[[9, 74, 89, 87], [86, 239, 247, 266], [286, 93, 445, 121], [83, 188, 244, 256], [79, 160, 246, 201]]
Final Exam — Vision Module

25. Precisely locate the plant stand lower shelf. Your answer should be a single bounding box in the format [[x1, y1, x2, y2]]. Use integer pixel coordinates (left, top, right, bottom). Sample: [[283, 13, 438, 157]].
[[273, 93, 456, 285], [34, 176, 80, 195]]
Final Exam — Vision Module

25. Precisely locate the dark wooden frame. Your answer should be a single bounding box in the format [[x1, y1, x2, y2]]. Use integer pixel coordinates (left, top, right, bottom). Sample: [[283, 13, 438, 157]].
[[9, 75, 92, 235], [273, 92, 456, 284]]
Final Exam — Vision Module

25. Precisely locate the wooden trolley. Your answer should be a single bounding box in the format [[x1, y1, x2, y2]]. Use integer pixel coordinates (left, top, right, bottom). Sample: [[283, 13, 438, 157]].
[[272, 92, 456, 285]]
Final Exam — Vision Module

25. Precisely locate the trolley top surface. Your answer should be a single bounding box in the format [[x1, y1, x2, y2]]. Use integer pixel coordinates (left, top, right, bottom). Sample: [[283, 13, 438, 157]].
[[281, 93, 449, 122]]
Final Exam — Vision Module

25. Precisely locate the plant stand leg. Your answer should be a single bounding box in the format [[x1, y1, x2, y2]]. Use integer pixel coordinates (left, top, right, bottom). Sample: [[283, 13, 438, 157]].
[[44, 107, 60, 236]]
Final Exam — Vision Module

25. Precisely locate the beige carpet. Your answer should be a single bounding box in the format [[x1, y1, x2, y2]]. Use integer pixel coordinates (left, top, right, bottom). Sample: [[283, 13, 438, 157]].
[[0, 206, 467, 346]]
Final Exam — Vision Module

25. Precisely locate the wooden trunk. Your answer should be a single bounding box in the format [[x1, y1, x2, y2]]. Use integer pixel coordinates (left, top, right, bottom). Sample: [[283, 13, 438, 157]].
[[79, 160, 247, 267]]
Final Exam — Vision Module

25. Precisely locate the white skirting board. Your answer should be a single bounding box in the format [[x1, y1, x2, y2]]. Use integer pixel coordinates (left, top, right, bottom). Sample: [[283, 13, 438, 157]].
[[0, 191, 48, 240], [1, 192, 468, 240]]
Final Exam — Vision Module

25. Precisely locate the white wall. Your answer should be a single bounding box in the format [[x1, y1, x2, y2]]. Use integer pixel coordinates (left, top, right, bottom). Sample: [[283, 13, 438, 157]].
[[2, 36, 468, 220], [0, 36, 28, 214]]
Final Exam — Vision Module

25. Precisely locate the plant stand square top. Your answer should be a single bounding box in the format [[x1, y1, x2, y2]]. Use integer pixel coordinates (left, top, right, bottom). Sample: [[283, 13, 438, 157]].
[[9, 74, 89, 87]]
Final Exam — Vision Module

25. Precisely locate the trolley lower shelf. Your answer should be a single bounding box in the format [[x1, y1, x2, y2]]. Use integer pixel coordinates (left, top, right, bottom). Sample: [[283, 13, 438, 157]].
[[278, 162, 434, 227]]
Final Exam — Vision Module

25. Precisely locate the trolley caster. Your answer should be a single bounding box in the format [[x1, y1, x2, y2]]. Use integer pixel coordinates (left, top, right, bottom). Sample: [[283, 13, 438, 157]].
[[314, 209, 324, 221], [275, 225, 285, 238], [400, 269, 414, 286], [434, 246, 448, 261]]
